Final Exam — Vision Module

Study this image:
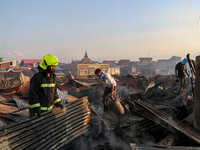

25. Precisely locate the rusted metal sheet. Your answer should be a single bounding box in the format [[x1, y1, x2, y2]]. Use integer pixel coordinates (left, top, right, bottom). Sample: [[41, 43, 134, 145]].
[[67, 94, 78, 102], [0, 96, 91, 150], [132, 100, 200, 145]]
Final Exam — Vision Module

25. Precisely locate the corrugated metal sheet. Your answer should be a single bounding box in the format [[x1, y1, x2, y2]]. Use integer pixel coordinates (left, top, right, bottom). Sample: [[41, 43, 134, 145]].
[[13, 96, 29, 109], [0, 96, 91, 150], [131, 100, 200, 144]]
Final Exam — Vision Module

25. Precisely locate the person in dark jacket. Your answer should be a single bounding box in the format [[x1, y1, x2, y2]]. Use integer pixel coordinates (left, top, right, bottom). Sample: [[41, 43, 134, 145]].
[[175, 58, 190, 94], [29, 54, 63, 117]]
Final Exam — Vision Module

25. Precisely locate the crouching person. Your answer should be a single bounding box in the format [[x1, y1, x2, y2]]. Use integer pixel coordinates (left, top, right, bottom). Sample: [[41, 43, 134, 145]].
[[95, 68, 117, 112]]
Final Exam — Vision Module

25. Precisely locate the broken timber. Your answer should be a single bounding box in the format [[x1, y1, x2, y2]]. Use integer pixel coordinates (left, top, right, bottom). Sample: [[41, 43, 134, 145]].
[[0, 96, 91, 150], [131, 100, 200, 144]]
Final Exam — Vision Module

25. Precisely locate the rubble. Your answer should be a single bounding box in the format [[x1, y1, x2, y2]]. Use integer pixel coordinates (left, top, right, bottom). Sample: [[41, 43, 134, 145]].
[[0, 97, 90, 150], [0, 67, 199, 150]]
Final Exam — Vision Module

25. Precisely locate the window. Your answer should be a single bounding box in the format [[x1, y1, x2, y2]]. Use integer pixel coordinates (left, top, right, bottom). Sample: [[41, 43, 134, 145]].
[[80, 70, 88, 76], [13, 61, 17, 66], [89, 69, 95, 75], [101, 69, 108, 73], [9, 61, 17, 66]]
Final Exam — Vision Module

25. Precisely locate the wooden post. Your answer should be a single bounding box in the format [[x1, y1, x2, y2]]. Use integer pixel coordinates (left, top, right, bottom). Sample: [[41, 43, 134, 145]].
[[194, 56, 200, 129]]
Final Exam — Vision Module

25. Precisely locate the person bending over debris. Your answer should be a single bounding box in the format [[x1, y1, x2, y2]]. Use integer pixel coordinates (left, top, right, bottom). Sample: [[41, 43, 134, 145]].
[[175, 58, 190, 94], [29, 54, 64, 118], [95, 68, 117, 111]]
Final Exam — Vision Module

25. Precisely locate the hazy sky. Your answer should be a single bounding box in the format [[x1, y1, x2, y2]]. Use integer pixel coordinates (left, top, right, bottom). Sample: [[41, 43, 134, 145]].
[[0, 0, 200, 63]]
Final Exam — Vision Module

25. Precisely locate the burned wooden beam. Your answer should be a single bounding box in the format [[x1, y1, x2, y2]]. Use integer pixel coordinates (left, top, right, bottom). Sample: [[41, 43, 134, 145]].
[[131, 100, 200, 145]]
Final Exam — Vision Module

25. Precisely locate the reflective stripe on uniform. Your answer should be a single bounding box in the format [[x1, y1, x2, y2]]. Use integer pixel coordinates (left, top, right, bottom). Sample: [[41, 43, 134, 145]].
[[29, 103, 41, 108], [41, 83, 56, 87], [54, 98, 61, 104], [41, 105, 53, 111]]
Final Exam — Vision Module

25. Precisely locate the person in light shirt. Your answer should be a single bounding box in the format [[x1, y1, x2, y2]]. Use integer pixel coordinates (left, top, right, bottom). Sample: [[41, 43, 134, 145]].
[[95, 68, 117, 111]]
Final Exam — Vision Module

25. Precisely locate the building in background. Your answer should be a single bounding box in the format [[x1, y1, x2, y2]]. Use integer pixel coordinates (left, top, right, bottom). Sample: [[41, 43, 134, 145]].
[[138, 57, 152, 65], [156, 56, 181, 75], [19, 59, 41, 69], [118, 59, 130, 66], [103, 60, 116, 63], [120, 65, 138, 75], [106, 63, 120, 75], [71, 51, 96, 64], [137, 63, 156, 76], [75, 51, 93, 64], [60, 64, 77, 77], [0, 58, 21, 80], [0, 59, 19, 70], [0, 57, 4, 62], [77, 64, 109, 77], [62, 54, 182, 77]]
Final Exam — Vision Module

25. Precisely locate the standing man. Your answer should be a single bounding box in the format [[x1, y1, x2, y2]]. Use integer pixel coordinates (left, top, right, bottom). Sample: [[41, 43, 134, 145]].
[[95, 68, 117, 111], [175, 58, 190, 94], [29, 54, 63, 117]]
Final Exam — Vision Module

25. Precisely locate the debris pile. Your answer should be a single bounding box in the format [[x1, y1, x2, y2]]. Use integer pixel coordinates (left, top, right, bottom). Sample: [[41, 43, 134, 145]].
[[0, 97, 90, 150], [0, 70, 199, 150]]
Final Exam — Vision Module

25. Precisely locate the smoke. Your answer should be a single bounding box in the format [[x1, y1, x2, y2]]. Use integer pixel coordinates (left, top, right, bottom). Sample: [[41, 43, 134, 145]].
[[103, 130, 132, 150], [7, 51, 25, 59], [90, 101, 103, 114]]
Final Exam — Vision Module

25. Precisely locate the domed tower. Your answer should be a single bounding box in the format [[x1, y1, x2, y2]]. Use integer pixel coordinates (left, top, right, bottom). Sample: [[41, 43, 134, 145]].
[[80, 51, 92, 64]]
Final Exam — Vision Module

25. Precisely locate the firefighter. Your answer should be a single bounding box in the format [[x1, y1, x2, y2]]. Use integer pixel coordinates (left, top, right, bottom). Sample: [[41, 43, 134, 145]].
[[29, 54, 63, 117]]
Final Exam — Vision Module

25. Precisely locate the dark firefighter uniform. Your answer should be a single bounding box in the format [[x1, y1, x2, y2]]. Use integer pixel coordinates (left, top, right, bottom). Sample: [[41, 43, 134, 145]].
[[29, 54, 63, 117]]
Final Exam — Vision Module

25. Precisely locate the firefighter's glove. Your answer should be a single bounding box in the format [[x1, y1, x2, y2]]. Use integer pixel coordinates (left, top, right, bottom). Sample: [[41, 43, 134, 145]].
[[33, 107, 41, 117], [55, 102, 64, 109]]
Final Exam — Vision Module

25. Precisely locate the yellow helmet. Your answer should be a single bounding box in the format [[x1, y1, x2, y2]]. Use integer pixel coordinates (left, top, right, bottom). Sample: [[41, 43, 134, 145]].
[[39, 54, 59, 70]]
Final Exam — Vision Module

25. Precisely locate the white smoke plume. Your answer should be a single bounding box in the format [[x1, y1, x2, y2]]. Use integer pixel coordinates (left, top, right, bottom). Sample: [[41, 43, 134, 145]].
[[7, 51, 25, 59]]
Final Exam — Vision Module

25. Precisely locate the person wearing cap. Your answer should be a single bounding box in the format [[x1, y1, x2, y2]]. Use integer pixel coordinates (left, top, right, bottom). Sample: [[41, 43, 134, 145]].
[[95, 68, 117, 111], [29, 54, 64, 117], [175, 58, 190, 94]]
